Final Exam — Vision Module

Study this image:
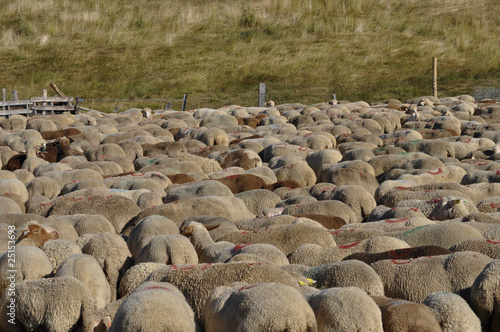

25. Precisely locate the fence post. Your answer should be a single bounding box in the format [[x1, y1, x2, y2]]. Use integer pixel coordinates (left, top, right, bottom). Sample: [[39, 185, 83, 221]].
[[182, 93, 188, 112], [258, 83, 266, 107], [11, 90, 18, 101], [42, 89, 47, 106], [433, 57, 438, 98]]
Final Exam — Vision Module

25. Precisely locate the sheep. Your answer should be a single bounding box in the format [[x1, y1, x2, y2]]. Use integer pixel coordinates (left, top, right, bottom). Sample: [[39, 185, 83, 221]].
[[126, 215, 179, 258], [303, 260, 385, 296], [283, 200, 358, 224], [306, 287, 384, 332], [368, 152, 431, 178], [40, 128, 83, 140], [118, 262, 166, 298], [450, 238, 500, 259], [26, 176, 62, 199], [470, 259, 500, 331], [212, 173, 270, 194], [289, 235, 410, 266], [41, 239, 82, 273], [0, 196, 23, 214], [0, 178, 29, 204], [146, 261, 303, 319], [55, 253, 112, 310], [34, 189, 142, 234], [289, 213, 346, 229], [371, 295, 442, 332], [371, 251, 492, 302], [422, 291, 482, 332], [0, 276, 96, 332], [343, 245, 453, 265], [235, 189, 282, 216], [394, 196, 476, 221], [320, 167, 379, 195], [135, 234, 199, 266], [181, 221, 289, 265], [202, 282, 317, 332], [0, 246, 53, 294], [110, 281, 199, 332], [163, 179, 234, 203], [218, 148, 262, 170], [14, 220, 60, 247], [272, 160, 317, 187], [126, 196, 256, 231], [82, 232, 133, 301], [196, 127, 229, 146], [393, 221, 484, 248], [216, 222, 336, 256]]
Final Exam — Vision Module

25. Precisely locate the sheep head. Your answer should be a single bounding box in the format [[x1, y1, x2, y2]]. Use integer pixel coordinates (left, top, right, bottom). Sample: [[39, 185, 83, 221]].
[[16, 221, 60, 247], [180, 222, 221, 237], [429, 197, 470, 221]]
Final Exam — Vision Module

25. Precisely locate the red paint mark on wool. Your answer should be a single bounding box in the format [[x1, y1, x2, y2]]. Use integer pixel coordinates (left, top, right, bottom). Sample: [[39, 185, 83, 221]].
[[427, 197, 442, 204], [384, 217, 409, 223], [338, 241, 361, 249], [298, 147, 309, 151], [71, 180, 81, 183], [138, 285, 172, 293], [87, 196, 95, 201], [461, 138, 472, 143], [409, 207, 420, 212], [233, 244, 252, 252], [238, 284, 258, 292], [427, 168, 443, 175], [487, 239, 500, 244], [70, 197, 82, 202], [225, 175, 240, 179], [173, 200, 180, 204], [391, 259, 413, 265], [489, 203, 500, 210], [132, 173, 145, 176]]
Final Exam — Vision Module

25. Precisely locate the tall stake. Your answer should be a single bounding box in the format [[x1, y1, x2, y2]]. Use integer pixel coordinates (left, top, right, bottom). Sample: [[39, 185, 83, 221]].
[[433, 57, 438, 98]]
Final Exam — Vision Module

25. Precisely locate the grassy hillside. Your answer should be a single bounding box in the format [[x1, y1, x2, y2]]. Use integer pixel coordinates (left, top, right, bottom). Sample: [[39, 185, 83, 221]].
[[1, 0, 500, 111]]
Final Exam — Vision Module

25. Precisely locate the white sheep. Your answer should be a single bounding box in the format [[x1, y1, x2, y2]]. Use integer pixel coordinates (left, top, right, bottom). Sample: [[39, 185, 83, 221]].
[[181, 221, 289, 266], [470, 260, 500, 331], [109, 281, 199, 331], [0, 276, 96, 332], [306, 287, 384, 332], [55, 253, 112, 310], [0, 246, 53, 294], [423, 291, 482, 332], [82, 232, 133, 302], [303, 260, 385, 296], [372, 251, 492, 302], [202, 282, 317, 332], [135, 234, 199, 265]]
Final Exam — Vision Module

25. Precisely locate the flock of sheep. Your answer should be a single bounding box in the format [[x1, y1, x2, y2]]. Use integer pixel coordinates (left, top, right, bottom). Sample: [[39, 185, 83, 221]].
[[0, 93, 500, 331]]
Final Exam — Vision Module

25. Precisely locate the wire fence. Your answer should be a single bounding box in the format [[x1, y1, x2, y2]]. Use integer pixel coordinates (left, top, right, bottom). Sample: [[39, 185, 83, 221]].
[[76, 93, 189, 112]]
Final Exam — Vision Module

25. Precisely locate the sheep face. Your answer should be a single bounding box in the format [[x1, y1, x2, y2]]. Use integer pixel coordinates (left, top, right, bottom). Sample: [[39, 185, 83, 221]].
[[17, 221, 60, 247], [181, 222, 221, 237], [428, 198, 469, 221]]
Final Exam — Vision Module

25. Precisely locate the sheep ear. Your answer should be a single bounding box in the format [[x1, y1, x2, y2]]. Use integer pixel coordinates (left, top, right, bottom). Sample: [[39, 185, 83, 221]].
[[181, 225, 194, 236], [29, 224, 42, 234], [204, 224, 221, 231]]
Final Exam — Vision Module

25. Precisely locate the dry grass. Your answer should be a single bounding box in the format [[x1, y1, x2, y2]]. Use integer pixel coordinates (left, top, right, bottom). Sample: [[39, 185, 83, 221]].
[[1, 0, 499, 110]]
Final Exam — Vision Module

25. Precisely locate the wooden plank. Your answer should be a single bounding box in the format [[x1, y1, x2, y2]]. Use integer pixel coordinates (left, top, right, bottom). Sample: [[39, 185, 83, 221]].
[[30, 96, 73, 103], [0, 100, 31, 106], [31, 105, 75, 111], [0, 109, 33, 116], [50, 82, 66, 97]]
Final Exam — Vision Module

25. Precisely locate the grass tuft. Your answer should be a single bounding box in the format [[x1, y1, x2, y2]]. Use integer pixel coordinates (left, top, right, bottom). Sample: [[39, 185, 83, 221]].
[[1, 0, 499, 111]]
